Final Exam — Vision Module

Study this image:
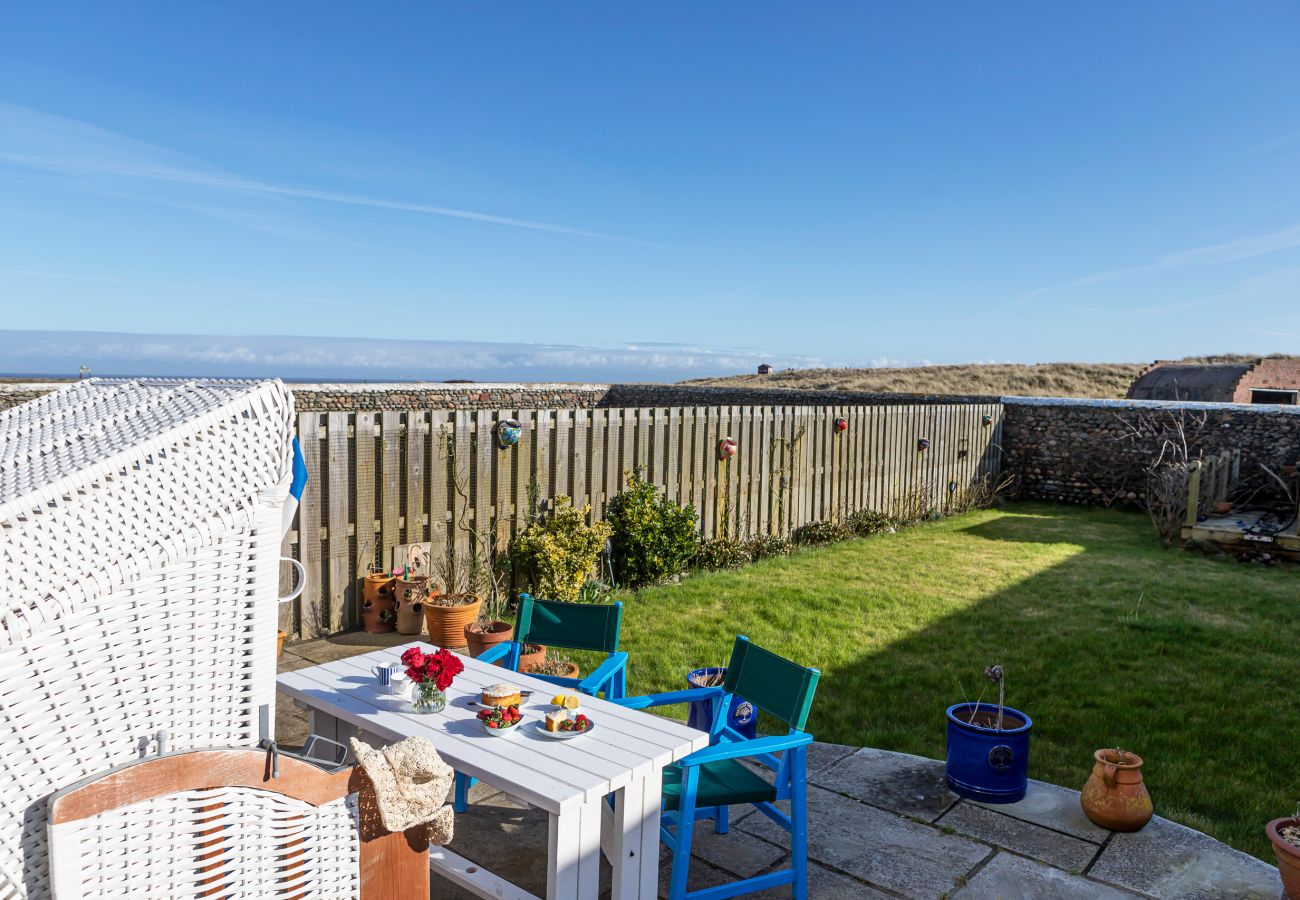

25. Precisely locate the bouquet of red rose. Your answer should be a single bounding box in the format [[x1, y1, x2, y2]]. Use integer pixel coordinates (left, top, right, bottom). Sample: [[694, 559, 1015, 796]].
[[401, 646, 464, 691]]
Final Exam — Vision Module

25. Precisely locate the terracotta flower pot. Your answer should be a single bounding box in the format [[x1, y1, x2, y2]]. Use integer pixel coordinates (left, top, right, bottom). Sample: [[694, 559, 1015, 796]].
[[394, 575, 432, 635], [1080, 749, 1153, 832], [465, 621, 515, 661], [361, 597, 397, 634], [422, 594, 481, 649], [1267, 817, 1300, 899], [362, 572, 396, 604], [517, 643, 547, 673]]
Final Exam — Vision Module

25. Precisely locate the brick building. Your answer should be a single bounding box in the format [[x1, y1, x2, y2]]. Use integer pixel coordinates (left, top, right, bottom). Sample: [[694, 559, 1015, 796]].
[[1127, 358, 1300, 404]]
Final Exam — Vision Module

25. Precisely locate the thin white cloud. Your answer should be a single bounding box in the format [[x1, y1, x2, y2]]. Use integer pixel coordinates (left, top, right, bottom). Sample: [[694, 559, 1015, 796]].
[[1022, 223, 1300, 301], [0, 266, 405, 313], [0, 101, 656, 246], [721, 286, 751, 300], [0, 329, 822, 378]]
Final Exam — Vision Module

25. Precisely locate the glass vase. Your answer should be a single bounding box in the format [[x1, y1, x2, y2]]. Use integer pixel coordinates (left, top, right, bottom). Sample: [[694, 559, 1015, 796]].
[[409, 681, 447, 714]]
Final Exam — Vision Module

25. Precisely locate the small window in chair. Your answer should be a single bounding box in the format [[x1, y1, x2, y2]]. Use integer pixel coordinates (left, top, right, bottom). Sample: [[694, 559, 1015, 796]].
[[1250, 388, 1298, 405]]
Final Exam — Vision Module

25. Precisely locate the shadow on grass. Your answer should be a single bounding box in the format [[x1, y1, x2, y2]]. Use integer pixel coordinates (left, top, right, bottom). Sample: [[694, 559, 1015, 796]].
[[811, 505, 1294, 860]]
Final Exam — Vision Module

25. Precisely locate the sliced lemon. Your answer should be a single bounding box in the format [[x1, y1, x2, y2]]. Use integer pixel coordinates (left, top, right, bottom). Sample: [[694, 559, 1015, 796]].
[[562, 693, 582, 710], [550, 693, 567, 706]]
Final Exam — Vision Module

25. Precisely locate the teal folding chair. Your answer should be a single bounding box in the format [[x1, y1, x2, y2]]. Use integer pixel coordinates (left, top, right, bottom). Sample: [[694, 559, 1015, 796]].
[[615, 635, 820, 900], [453, 594, 627, 812]]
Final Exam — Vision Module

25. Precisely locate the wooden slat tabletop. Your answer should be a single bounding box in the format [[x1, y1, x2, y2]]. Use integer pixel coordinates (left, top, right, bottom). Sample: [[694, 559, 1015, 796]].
[[278, 646, 708, 815]]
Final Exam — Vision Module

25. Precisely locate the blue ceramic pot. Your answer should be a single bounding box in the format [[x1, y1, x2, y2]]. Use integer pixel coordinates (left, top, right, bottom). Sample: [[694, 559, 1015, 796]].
[[945, 702, 1032, 803], [686, 667, 757, 739]]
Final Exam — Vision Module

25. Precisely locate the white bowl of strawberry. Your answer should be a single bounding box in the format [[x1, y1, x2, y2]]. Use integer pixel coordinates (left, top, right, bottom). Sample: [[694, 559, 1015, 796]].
[[477, 704, 522, 735]]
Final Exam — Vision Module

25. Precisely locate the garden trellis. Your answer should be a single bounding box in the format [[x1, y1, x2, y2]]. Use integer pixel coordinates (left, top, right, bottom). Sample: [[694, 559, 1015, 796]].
[[0, 378, 296, 898]]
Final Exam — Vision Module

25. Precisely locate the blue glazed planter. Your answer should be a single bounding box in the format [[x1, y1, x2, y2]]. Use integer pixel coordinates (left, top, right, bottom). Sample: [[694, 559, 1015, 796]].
[[686, 667, 757, 739], [945, 703, 1032, 803]]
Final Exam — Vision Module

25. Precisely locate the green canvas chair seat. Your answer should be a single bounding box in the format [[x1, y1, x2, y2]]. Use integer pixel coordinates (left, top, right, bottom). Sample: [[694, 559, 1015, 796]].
[[614, 635, 820, 900], [661, 758, 776, 811]]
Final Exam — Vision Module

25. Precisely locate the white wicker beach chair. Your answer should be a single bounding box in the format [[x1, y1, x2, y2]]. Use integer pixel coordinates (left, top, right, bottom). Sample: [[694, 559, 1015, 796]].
[[0, 379, 297, 899], [46, 747, 430, 899]]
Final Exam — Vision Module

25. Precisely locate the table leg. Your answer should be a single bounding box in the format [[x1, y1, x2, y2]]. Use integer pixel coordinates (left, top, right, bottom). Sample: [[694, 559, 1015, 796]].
[[607, 770, 664, 900], [548, 796, 603, 900]]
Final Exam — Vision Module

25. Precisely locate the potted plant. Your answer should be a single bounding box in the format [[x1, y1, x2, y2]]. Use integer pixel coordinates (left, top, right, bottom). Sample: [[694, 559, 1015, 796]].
[[510, 496, 611, 602], [423, 552, 483, 649], [945, 665, 1033, 804], [524, 654, 579, 680], [400, 645, 464, 714], [395, 572, 434, 635], [360, 568, 398, 634], [464, 554, 514, 659], [394, 545, 434, 635], [1267, 805, 1300, 899], [518, 641, 547, 672], [686, 665, 757, 739]]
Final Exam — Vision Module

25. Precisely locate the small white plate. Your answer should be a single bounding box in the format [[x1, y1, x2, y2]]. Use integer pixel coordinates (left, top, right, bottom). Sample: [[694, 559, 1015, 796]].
[[528, 719, 595, 740]]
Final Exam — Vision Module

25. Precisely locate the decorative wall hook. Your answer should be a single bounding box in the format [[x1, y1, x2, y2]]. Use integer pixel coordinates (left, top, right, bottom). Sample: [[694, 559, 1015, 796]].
[[982, 414, 993, 427], [917, 438, 930, 452], [718, 436, 738, 460], [496, 418, 522, 448], [833, 417, 848, 433]]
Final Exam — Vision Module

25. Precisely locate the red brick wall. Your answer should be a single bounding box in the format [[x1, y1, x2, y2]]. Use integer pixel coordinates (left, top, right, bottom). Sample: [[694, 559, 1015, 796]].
[[1233, 359, 1300, 403]]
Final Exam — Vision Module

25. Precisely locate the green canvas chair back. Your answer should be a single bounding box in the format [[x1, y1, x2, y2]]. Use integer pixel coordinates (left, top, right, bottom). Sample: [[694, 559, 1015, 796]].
[[516, 595, 622, 654], [722, 635, 819, 730]]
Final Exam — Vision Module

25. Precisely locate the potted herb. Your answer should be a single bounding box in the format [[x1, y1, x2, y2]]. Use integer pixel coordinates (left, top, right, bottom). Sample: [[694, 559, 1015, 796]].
[[518, 641, 547, 672], [1266, 804, 1300, 898], [394, 545, 434, 635], [945, 665, 1033, 804]]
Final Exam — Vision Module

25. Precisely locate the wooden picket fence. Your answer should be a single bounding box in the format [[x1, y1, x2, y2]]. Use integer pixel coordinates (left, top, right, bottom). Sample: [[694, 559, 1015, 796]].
[[281, 402, 1003, 638]]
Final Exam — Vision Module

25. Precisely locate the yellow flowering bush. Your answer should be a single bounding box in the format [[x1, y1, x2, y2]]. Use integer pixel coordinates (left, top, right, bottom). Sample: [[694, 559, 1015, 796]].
[[510, 496, 612, 602]]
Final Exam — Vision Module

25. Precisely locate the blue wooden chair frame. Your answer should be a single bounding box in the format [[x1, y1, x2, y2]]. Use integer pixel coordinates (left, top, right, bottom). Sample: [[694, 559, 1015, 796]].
[[453, 594, 627, 812], [614, 635, 820, 900]]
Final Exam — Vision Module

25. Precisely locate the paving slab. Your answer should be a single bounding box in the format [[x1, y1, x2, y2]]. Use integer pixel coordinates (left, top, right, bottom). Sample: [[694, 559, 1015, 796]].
[[685, 820, 788, 877], [938, 802, 1100, 872], [739, 784, 989, 898], [806, 742, 860, 778], [954, 851, 1140, 899], [968, 778, 1110, 843], [288, 630, 408, 663], [1088, 815, 1283, 899], [814, 747, 958, 821]]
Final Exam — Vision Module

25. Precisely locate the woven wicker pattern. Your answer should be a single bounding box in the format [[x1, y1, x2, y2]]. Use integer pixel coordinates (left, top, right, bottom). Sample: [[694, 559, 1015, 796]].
[[51, 787, 360, 899], [0, 379, 295, 899]]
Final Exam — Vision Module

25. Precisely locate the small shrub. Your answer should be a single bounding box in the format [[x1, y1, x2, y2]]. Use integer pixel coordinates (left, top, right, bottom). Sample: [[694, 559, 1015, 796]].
[[792, 520, 852, 547], [845, 509, 899, 536], [694, 537, 750, 571], [606, 474, 699, 587], [575, 578, 616, 604], [510, 496, 611, 602], [745, 535, 793, 561]]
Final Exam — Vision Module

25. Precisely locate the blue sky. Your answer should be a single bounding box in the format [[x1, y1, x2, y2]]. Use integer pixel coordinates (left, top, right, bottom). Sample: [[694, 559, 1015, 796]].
[[1, 2, 1299, 378]]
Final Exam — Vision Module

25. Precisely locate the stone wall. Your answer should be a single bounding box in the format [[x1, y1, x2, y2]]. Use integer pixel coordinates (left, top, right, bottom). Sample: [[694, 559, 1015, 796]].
[[289, 383, 609, 411], [1001, 397, 1300, 506], [0, 383, 69, 410], [600, 383, 997, 408]]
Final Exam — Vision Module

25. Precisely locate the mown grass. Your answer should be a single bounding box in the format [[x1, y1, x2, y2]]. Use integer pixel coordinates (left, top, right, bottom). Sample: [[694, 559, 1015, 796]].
[[610, 502, 1297, 860]]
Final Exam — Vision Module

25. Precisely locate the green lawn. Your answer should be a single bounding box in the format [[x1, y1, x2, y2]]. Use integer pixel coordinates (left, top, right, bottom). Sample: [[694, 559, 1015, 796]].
[[610, 502, 1298, 861]]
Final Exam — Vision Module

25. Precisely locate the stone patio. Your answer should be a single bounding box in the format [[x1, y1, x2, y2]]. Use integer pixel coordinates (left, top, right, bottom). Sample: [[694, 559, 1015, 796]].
[[278, 635, 1282, 899]]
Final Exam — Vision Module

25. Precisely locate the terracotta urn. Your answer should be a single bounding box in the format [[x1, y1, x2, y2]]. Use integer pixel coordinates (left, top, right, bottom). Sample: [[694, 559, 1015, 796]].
[[465, 620, 515, 661], [421, 594, 481, 649], [1080, 749, 1153, 832], [1267, 817, 1300, 899]]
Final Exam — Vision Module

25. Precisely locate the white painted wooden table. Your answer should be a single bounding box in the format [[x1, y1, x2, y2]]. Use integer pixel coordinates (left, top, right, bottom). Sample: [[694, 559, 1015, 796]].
[[277, 645, 708, 900]]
